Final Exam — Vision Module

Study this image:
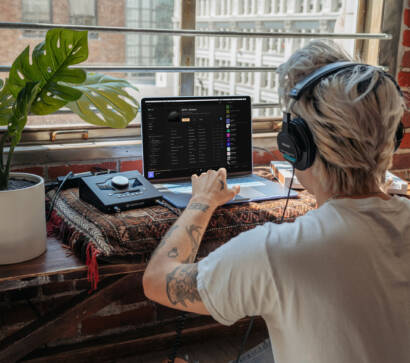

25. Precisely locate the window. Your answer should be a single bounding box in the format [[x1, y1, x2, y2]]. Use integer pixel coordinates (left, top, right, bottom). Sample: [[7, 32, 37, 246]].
[[69, 0, 98, 38], [0, 0, 400, 146], [21, 0, 51, 37]]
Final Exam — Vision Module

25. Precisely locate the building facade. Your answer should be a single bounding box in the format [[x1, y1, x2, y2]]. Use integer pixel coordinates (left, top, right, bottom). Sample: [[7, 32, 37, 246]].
[[191, 0, 357, 116]]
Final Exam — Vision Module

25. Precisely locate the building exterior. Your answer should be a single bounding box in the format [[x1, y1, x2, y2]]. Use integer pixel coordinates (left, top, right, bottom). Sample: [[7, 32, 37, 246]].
[[190, 0, 357, 116]]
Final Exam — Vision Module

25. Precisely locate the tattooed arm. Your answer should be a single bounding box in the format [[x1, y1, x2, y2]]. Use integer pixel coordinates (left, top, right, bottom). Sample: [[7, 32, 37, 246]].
[[143, 168, 240, 315]]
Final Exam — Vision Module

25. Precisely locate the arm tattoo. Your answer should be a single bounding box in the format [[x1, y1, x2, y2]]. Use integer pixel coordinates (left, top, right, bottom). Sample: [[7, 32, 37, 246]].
[[151, 224, 179, 258], [219, 179, 225, 191], [167, 247, 179, 258], [182, 224, 202, 263], [166, 264, 201, 307], [187, 202, 209, 212]]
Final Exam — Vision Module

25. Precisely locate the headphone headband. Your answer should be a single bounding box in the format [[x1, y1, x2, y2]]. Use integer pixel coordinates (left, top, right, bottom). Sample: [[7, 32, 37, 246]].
[[289, 61, 363, 100], [279, 61, 404, 171]]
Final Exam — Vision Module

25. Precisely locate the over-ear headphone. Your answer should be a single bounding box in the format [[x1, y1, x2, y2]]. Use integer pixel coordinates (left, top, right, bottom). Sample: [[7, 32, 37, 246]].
[[277, 61, 405, 170]]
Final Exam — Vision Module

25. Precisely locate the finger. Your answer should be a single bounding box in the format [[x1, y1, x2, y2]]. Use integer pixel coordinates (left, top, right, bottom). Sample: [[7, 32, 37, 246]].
[[191, 174, 198, 193], [232, 185, 240, 195], [218, 167, 227, 180]]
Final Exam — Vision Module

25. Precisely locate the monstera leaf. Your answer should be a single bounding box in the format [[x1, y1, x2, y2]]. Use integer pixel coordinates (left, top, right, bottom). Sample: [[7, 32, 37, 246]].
[[65, 73, 139, 128], [7, 28, 88, 115], [0, 79, 15, 126]]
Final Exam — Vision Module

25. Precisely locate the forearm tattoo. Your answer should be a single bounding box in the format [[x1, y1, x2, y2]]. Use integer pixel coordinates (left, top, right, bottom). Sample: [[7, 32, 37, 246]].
[[151, 224, 179, 258], [167, 247, 179, 258], [166, 264, 201, 307], [187, 202, 209, 212], [182, 224, 202, 263]]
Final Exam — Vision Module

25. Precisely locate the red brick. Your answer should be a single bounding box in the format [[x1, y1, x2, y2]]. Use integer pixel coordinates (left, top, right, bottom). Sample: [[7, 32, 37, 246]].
[[398, 71, 410, 88], [403, 110, 410, 128], [393, 152, 410, 169], [81, 303, 155, 335], [1, 303, 37, 325], [120, 159, 143, 172], [400, 132, 410, 149], [38, 294, 77, 315], [7, 286, 39, 301], [253, 149, 284, 166], [74, 278, 93, 291], [405, 8, 410, 28], [117, 272, 146, 305], [403, 29, 410, 47], [42, 281, 74, 296], [47, 162, 117, 180], [10, 166, 45, 177], [156, 305, 183, 321], [402, 51, 410, 68]]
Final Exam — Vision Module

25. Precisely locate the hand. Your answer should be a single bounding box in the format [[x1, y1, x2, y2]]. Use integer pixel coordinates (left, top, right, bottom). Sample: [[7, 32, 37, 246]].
[[191, 168, 240, 209]]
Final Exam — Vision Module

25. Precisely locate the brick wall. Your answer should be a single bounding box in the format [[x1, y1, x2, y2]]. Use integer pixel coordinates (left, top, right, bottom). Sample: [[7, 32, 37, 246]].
[[395, 0, 410, 181], [0, 272, 183, 350]]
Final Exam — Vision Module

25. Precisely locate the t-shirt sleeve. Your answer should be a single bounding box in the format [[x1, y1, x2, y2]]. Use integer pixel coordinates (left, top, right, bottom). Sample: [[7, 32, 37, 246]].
[[197, 223, 278, 326]]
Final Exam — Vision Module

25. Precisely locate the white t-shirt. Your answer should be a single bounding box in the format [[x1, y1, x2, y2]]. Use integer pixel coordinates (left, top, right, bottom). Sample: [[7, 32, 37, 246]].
[[197, 196, 410, 363]]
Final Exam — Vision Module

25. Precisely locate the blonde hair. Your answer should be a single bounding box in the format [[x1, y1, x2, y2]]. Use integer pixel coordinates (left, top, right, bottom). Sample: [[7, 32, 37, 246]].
[[277, 40, 405, 195]]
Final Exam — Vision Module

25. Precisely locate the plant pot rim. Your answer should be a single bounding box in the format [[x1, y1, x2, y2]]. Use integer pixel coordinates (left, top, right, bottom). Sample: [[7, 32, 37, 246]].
[[1, 172, 44, 193]]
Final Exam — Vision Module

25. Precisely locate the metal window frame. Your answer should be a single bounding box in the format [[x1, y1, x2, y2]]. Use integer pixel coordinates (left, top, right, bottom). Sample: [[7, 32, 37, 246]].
[[0, 0, 405, 166]]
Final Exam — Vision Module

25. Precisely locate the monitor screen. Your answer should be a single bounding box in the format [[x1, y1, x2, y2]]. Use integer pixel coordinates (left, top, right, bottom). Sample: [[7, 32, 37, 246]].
[[141, 96, 252, 182]]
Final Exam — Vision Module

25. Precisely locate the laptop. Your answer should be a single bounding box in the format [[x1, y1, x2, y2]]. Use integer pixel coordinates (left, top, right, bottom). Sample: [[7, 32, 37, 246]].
[[141, 95, 297, 208]]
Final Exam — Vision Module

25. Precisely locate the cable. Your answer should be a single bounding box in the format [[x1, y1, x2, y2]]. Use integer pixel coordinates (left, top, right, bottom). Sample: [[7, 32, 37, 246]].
[[235, 165, 295, 363], [235, 316, 255, 363], [168, 311, 187, 363], [155, 198, 182, 217], [252, 146, 277, 160], [154, 198, 185, 363], [46, 171, 73, 222]]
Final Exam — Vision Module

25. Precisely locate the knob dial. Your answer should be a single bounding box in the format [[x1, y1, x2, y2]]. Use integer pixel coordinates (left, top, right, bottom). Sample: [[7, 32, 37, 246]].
[[111, 175, 129, 189]]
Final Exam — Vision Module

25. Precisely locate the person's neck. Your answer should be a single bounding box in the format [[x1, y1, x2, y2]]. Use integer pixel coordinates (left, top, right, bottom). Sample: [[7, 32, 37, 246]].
[[315, 189, 391, 207]]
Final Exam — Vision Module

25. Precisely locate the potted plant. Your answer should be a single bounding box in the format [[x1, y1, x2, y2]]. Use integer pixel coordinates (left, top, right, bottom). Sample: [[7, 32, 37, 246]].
[[0, 28, 138, 264]]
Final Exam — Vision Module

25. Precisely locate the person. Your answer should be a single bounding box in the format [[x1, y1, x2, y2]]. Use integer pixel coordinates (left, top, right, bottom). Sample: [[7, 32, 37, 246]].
[[142, 40, 410, 363]]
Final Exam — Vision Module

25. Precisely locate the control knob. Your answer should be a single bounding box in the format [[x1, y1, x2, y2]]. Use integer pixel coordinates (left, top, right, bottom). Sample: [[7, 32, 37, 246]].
[[111, 175, 129, 189]]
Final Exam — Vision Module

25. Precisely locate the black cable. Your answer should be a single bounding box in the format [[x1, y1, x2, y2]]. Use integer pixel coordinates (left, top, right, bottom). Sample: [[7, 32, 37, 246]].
[[168, 311, 187, 363], [154, 198, 185, 363], [46, 171, 73, 222], [155, 198, 182, 217], [235, 315, 255, 363], [235, 165, 295, 363], [252, 146, 277, 160]]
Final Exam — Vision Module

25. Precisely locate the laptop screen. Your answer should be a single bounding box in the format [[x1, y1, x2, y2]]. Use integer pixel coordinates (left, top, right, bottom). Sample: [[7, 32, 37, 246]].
[[141, 96, 252, 182]]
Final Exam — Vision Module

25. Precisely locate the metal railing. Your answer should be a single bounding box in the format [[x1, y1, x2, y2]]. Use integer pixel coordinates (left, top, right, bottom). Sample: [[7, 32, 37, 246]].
[[0, 22, 392, 39], [0, 6, 393, 145]]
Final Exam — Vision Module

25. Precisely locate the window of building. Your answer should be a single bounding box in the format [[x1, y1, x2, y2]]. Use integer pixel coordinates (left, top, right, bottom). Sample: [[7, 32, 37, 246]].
[[69, 0, 98, 38], [21, 0, 51, 37], [0, 0, 400, 147]]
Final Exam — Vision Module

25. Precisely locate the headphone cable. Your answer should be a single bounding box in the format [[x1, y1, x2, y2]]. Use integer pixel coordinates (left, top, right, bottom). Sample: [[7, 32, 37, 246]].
[[235, 165, 295, 363]]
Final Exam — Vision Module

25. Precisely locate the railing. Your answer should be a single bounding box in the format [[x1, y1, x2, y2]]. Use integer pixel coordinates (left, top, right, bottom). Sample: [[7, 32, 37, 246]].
[[0, 6, 394, 144]]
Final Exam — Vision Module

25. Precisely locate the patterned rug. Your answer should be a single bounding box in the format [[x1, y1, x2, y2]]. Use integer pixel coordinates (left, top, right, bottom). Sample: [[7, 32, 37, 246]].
[[47, 167, 316, 288]]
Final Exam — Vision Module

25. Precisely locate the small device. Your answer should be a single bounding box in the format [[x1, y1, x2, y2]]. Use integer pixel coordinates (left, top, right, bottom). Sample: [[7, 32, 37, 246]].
[[79, 170, 162, 213]]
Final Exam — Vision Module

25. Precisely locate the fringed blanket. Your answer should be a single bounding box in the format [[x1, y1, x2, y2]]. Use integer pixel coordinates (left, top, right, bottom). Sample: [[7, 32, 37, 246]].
[[47, 168, 316, 289]]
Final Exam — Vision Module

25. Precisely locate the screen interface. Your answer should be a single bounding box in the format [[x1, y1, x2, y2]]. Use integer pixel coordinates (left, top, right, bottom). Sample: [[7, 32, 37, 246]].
[[142, 97, 252, 181]]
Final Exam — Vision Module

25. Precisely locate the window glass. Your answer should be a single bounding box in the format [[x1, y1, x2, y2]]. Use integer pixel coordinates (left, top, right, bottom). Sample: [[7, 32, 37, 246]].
[[194, 0, 358, 117], [22, 0, 51, 37], [0, 0, 177, 128]]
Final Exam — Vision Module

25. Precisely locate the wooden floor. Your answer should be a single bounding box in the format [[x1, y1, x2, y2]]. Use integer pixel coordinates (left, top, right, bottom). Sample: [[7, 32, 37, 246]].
[[116, 328, 272, 363]]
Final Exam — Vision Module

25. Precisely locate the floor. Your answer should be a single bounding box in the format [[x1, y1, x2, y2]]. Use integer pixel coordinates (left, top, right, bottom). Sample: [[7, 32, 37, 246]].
[[115, 326, 274, 363]]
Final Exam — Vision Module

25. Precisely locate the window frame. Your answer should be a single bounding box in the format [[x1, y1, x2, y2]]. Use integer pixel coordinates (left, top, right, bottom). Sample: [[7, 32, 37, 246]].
[[1, 0, 403, 165]]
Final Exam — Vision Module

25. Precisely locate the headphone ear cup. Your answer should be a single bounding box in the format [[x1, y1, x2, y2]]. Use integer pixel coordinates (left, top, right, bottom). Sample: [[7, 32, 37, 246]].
[[394, 121, 404, 151], [291, 117, 317, 170]]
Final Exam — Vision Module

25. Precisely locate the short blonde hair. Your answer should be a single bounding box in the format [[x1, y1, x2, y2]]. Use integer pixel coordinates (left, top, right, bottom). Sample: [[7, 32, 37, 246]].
[[277, 40, 405, 195]]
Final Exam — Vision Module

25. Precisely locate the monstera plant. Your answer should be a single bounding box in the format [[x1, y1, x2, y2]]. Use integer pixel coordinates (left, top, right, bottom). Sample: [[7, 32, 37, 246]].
[[0, 28, 138, 190], [0, 28, 138, 264]]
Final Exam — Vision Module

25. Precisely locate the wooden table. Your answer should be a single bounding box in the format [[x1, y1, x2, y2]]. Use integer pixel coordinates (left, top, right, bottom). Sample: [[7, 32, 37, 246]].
[[0, 237, 145, 362]]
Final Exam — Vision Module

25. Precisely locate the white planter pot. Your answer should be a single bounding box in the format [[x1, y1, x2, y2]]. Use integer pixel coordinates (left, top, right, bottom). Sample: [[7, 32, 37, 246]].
[[0, 173, 47, 264]]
